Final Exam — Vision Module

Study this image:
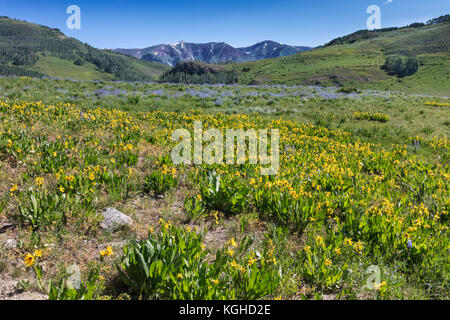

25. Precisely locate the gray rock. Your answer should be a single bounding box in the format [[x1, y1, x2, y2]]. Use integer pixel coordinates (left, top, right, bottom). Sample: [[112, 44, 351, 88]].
[[99, 208, 132, 231], [4, 239, 17, 249]]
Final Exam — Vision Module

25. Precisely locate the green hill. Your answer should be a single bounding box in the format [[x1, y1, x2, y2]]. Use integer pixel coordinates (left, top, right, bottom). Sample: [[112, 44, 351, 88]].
[[231, 15, 450, 95], [0, 17, 169, 81]]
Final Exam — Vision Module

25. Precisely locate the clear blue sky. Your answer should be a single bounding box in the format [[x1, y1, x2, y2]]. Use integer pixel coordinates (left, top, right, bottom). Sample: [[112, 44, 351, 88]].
[[1, 0, 448, 48]]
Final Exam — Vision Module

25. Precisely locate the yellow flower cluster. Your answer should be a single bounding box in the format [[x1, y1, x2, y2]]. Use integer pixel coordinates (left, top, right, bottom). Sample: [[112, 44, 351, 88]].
[[100, 246, 114, 257], [24, 249, 42, 267], [425, 101, 450, 107]]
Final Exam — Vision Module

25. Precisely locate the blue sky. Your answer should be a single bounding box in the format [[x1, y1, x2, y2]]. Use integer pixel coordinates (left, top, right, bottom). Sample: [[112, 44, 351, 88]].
[[0, 0, 448, 48]]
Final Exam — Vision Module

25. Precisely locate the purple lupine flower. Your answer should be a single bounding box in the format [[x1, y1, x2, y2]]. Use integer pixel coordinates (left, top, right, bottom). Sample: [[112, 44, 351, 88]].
[[407, 239, 413, 249], [220, 90, 234, 97]]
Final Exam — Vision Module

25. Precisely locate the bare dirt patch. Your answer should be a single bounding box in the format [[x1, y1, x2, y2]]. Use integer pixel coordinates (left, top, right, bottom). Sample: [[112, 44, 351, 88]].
[[0, 276, 47, 300]]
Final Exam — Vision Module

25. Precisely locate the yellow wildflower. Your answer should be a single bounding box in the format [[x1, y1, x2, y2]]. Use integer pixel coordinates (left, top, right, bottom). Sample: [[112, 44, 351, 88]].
[[24, 253, 35, 267], [100, 246, 114, 257], [34, 249, 42, 257], [35, 177, 44, 187], [229, 237, 238, 248], [374, 281, 387, 291], [344, 238, 353, 246]]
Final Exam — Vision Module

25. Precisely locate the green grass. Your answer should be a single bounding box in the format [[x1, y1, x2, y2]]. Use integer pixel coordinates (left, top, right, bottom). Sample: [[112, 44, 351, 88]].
[[28, 52, 170, 82], [32, 55, 114, 80], [130, 60, 170, 80]]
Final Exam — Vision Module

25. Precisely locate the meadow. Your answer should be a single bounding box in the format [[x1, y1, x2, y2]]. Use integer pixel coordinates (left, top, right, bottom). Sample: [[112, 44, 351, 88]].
[[0, 75, 448, 300]]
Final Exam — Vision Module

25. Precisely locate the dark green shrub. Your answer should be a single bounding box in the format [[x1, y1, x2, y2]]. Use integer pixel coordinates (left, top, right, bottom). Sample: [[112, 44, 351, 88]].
[[337, 86, 361, 94], [384, 55, 419, 77], [74, 58, 85, 66]]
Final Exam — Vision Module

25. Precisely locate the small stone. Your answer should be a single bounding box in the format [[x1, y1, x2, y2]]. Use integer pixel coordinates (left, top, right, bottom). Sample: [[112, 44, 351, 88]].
[[99, 208, 132, 231], [4, 239, 17, 249]]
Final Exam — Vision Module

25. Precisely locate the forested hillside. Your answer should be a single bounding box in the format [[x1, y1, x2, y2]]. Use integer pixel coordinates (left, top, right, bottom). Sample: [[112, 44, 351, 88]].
[[0, 17, 169, 81]]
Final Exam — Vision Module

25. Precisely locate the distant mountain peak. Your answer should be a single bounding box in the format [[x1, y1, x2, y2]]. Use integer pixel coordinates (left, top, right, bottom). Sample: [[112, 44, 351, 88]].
[[171, 40, 185, 46], [114, 41, 311, 66]]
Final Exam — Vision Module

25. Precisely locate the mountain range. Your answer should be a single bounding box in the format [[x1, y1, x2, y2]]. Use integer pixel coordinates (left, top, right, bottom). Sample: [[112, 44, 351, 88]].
[[113, 41, 311, 66]]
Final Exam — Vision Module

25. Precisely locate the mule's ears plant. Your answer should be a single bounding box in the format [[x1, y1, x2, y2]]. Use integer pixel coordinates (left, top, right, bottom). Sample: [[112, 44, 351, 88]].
[[117, 221, 281, 300], [184, 194, 207, 221], [116, 220, 213, 299], [142, 170, 178, 197], [17, 189, 67, 231], [198, 171, 250, 216]]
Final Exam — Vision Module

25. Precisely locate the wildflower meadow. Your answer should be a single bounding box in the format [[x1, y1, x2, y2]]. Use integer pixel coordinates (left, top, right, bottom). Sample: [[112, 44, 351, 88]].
[[0, 76, 448, 300]]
